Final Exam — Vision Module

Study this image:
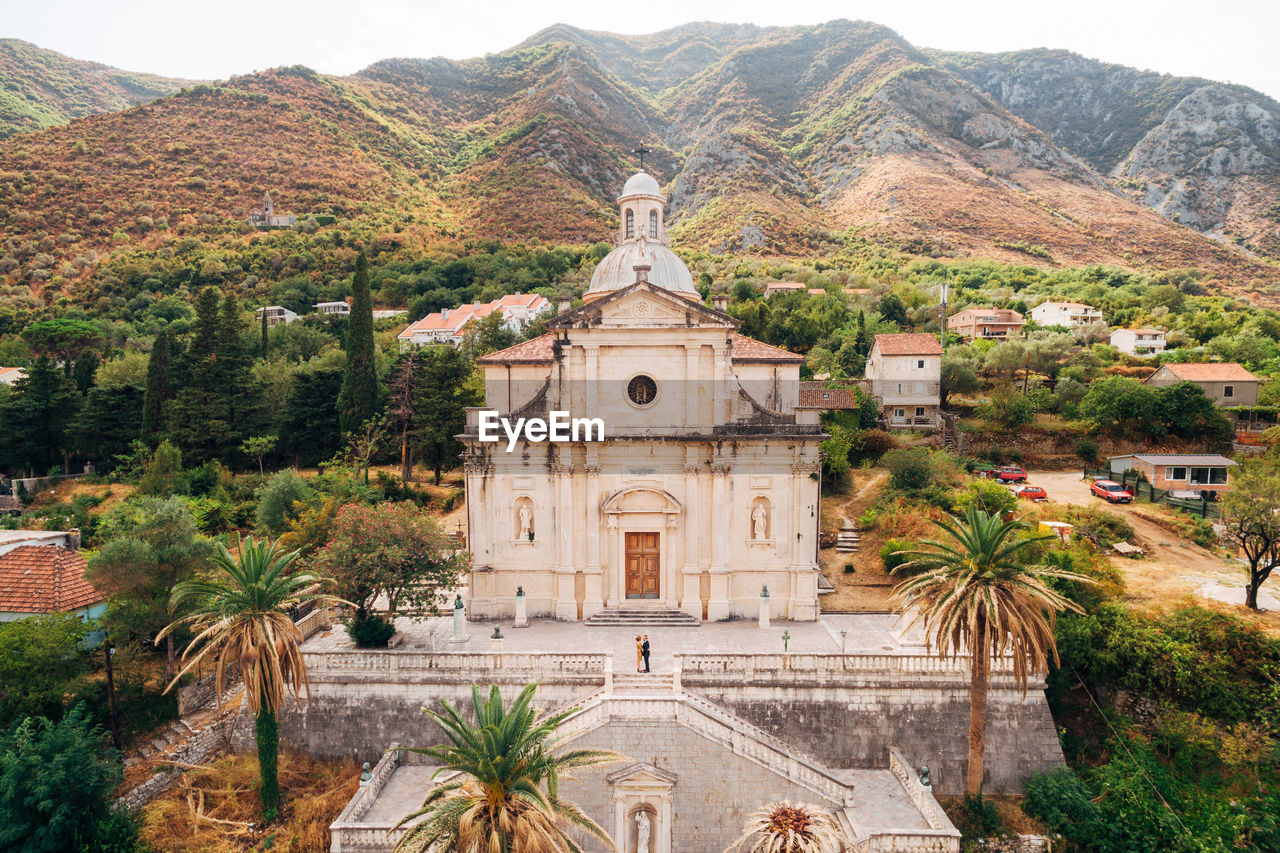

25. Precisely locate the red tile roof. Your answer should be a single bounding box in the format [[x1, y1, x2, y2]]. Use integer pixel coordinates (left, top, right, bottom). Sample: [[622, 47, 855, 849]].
[[1159, 362, 1259, 382], [0, 546, 103, 614], [476, 333, 558, 364], [730, 334, 803, 363], [798, 385, 859, 409], [873, 333, 943, 355]]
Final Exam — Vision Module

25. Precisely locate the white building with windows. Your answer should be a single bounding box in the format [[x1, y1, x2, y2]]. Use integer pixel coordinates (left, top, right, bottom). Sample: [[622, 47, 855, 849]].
[[314, 301, 350, 316], [863, 334, 943, 430], [254, 305, 299, 326], [397, 293, 550, 348], [1110, 327, 1166, 356], [1029, 301, 1103, 327], [460, 171, 824, 623]]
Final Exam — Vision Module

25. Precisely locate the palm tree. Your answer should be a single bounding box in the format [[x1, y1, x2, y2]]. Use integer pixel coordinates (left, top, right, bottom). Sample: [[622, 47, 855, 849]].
[[394, 683, 621, 853], [891, 505, 1091, 795], [729, 801, 848, 852], [158, 536, 334, 817]]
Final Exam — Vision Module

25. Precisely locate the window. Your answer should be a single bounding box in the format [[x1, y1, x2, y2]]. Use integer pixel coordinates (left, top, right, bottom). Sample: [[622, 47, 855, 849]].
[[1223, 385, 1234, 398], [896, 383, 902, 394], [649, 209, 658, 237], [1189, 467, 1228, 485], [625, 209, 634, 238], [915, 407, 925, 417], [1165, 466, 1187, 481], [917, 359, 925, 369], [894, 408, 905, 419], [627, 374, 657, 406]]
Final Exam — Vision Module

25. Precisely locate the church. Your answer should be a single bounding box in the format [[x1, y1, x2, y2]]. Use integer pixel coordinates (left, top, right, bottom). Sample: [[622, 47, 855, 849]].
[[460, 170, 826, 622]]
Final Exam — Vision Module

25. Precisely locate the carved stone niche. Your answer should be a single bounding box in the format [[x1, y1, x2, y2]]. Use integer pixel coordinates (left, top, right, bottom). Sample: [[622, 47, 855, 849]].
[[608, 762, 676, 853]]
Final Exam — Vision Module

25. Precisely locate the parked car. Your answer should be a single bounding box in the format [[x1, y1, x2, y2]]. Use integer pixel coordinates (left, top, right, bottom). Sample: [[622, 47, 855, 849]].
[[1013, 485, 1048, 501], [1091, 480, 1134, 503], [996, 466, 1027, 483]]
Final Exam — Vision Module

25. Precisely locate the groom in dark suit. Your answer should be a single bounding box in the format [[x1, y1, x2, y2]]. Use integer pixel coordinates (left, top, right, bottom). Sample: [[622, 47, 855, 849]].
[[641, 634, 650, 673]]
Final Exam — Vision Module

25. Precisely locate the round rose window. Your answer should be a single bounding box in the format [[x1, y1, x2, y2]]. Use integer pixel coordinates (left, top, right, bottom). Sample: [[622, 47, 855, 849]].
[[627, 374, 657, 406]]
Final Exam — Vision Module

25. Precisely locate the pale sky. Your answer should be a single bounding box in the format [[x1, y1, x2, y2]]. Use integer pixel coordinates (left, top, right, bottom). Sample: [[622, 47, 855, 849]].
[[8, 0, 1279, 100]]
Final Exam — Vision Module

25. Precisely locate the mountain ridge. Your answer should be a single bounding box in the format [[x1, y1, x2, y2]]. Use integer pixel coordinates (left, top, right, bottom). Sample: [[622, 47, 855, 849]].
[[1, 22, 1277, 304]]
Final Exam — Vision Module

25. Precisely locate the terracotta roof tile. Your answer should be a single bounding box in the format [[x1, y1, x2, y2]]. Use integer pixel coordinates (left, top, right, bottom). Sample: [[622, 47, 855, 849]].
[[873, 333, 943, 355], [476, 333, 558, 364], [729, 334, 803, 363], [0, 546, 103, 614], [1159, 363, 1258, 382], [798, 385, 859, 409]]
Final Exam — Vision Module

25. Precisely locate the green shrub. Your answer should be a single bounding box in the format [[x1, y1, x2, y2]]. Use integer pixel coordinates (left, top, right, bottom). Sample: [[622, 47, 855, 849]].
[[344, 612, 396, 648], [1023, 766, 1108, 847], [954, 479, 1017, 516], [1058, 504, 1134, 546], [948, 791, 1006, 840], [255, 470, 316, 536], [880, 538, 913, 573], [882, 447, 933, 491]]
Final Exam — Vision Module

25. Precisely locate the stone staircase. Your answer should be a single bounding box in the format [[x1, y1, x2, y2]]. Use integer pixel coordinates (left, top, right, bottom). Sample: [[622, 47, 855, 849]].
[[611, 671, 676, 693], [583, 608, 699, 627], [941, 411, 961, 452], [836, 522, 861, 554]]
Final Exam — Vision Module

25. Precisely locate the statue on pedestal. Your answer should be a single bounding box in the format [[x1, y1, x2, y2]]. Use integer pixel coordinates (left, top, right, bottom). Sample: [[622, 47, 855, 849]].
[[635, 810, 651, 853]]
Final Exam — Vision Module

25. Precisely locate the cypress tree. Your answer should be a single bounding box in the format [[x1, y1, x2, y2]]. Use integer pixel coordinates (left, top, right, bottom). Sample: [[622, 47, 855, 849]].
[[141, 328, 172, 440], [338, 251, 380, 432], [188, 287, 221, 366], [260, 303, 269, 359]]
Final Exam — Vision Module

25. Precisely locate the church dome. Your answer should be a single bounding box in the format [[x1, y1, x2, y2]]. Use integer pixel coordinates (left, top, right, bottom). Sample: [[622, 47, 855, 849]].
[[586, 169, 697, 298], [587, 241, 697, 296], [619, 170, 661, 199]]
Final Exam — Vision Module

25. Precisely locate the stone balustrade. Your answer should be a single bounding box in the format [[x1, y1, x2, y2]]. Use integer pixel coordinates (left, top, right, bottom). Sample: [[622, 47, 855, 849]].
[[855, 832, 963, 852], [303, 651, 609, 683], [888, 747, 952, 832], [676, 652, 1038, 687]]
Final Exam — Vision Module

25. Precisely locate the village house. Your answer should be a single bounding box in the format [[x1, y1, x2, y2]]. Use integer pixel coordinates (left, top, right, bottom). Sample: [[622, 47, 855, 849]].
[[397, 293, 550, 348], [0, 366, 26, 385], [1029, 301, 1103, 328], [1143, 362, 1260, 406], [245, 191, 296, 228], [946, 307, 1025, 341], [1107, 453, 1237, 498], [0, 544, 105, 623], [313, 301, 350, 316], [863, 333, 943, 429], [1110, 327, 1167, 356], [254, 305, 299, 326]]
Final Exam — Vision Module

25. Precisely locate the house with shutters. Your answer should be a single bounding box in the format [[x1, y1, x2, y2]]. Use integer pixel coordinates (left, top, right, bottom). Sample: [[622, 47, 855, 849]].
[[946, 307, 1025, 341], [863, 333, 943, 429]]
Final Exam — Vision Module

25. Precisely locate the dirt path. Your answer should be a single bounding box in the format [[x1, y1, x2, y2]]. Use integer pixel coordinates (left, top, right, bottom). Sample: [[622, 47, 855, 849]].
[[819, 470, 896, 612], [1030, 470, 1280, 631]]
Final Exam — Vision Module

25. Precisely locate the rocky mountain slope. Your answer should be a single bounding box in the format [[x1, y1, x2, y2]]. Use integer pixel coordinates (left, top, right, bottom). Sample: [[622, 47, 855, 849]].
[[937, 48, 1280, 258], [0, 39, 193, 138], [1, 21, 1277, 303]]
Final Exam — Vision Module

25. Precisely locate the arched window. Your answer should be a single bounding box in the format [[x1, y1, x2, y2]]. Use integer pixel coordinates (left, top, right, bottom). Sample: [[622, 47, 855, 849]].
[[625, 209, 634, 238], [649, 209, 658, 237]]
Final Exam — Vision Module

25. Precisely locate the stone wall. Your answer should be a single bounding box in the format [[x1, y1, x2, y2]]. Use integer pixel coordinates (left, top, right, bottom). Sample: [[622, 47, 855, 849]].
[[678, 656, 1062, 794]]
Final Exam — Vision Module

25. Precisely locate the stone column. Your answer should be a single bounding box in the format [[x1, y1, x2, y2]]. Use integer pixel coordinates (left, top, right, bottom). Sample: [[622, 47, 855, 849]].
[[582, 464, 604, 618], [680, 462, 702, 620], [553, 459, 578, 621], [706, 463, 731, 621], [605, 515, 619, 609]]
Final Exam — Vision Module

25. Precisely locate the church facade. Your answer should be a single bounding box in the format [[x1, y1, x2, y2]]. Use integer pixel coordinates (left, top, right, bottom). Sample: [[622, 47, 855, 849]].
[[460, 172, 825, 622]]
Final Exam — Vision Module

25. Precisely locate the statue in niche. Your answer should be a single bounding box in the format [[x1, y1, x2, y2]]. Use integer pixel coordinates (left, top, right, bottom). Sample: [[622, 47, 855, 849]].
[[518, 503, 533, 539], [634, 810, 651, 853], [751, 503, 768, 540]]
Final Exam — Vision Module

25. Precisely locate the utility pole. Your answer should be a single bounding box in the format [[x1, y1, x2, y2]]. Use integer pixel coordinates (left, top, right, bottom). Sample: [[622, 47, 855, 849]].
[[103, 643, 123, 753]]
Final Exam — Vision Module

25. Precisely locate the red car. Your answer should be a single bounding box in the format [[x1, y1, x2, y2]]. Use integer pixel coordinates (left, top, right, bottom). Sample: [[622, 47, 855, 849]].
[[996, 466, 1027, 483], [1091, 480, 1134, 503], [1013, 485, 1048, 501]]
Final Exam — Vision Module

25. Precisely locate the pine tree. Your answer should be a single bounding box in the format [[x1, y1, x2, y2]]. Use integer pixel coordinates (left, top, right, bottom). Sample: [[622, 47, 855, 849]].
[[260, 304, 269, 359], [141, 328, 172, 441], [188, 288, 221, 365], [0, 356, 81, 475], [338, 251, 380, 432]]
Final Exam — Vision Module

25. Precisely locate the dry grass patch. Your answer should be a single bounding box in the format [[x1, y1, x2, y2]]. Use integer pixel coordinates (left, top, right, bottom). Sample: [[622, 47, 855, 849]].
[[140, 751, 359, 852]]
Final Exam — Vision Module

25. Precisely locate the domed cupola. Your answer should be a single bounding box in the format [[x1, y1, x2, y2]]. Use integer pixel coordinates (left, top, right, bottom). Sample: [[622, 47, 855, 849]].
[[586, 170, 697, 300]]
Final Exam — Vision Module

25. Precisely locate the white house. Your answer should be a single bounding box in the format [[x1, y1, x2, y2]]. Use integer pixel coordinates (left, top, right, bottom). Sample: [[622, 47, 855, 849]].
[[0, 366, 26, 386], [397, 293, 550, 348], [1110, 328, 1166, 356], [254, 305, 299, 326], [1030, 301, 1103, 328], [314, 301, 351, 316], [863, 333, 943, 430]]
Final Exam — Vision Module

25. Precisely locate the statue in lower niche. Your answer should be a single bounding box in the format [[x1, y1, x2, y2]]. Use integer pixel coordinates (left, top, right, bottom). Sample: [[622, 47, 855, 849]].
[[752, 503, 768, 540], [518, 503, 533, 539], [635, 810, 651, 853]]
